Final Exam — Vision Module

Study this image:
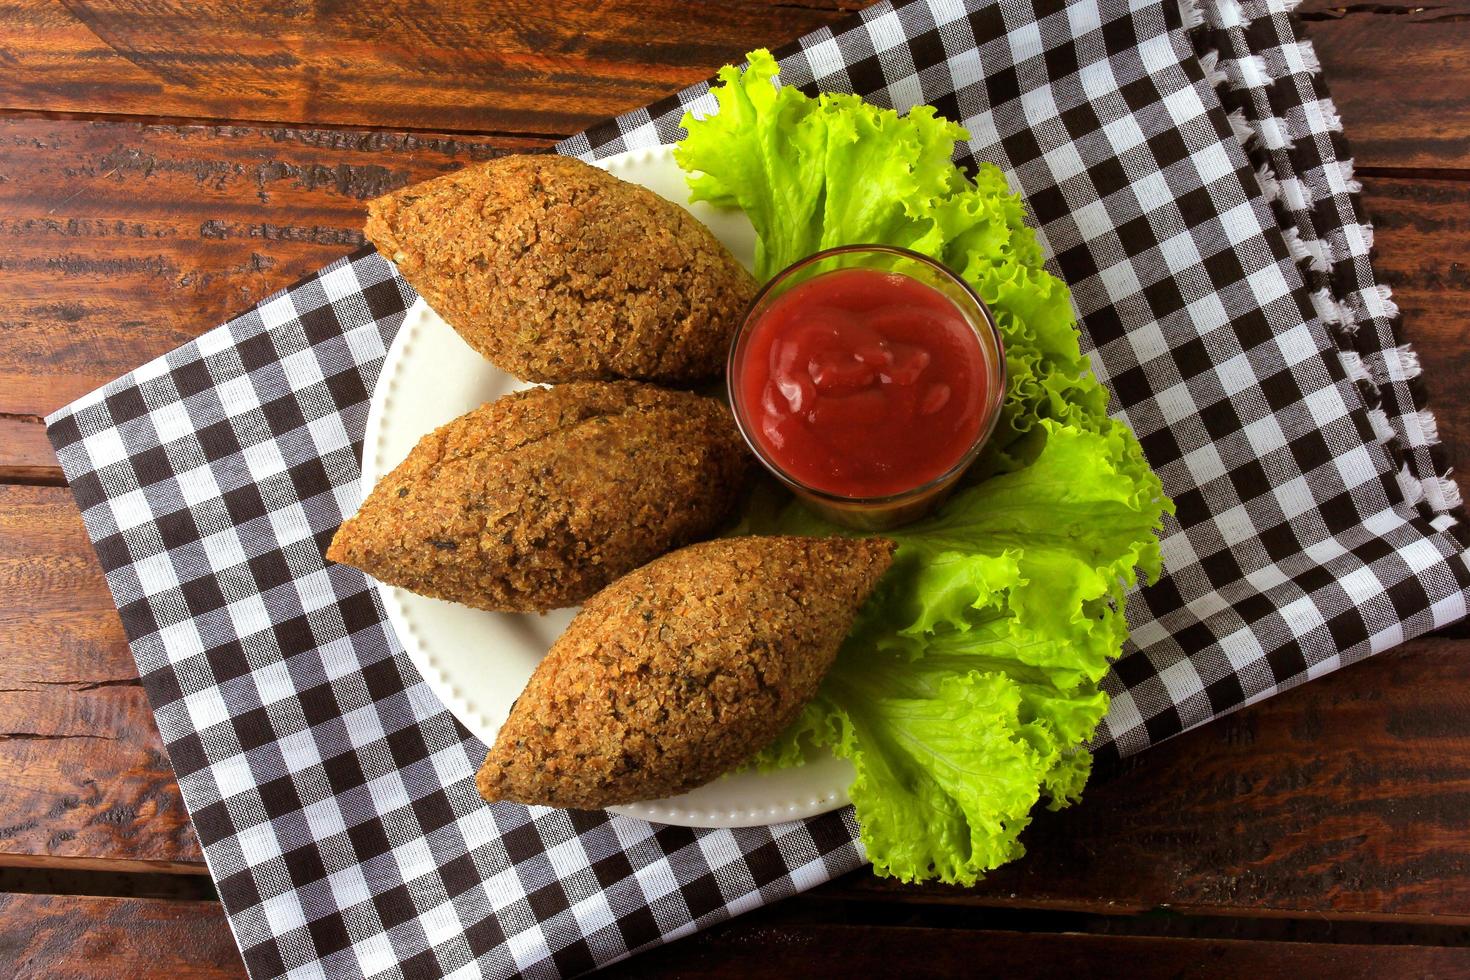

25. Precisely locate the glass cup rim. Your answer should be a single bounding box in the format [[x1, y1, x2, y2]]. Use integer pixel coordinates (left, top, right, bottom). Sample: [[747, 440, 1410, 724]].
[[726, 243, 1009, 509]]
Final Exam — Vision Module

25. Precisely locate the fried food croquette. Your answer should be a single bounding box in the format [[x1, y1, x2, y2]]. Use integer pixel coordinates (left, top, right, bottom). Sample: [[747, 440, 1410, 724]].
[[364, 154, 756, 384], [327, 382, 753, 612], [476, 535, 896, 808]]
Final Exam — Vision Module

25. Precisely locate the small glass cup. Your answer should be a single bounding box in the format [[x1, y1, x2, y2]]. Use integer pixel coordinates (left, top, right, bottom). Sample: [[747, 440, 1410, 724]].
[[727, 244, 1007, 530]]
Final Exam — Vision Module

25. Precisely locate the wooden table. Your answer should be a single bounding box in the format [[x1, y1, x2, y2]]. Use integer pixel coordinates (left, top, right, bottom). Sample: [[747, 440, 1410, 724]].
[[1, 1, 1468, 976]]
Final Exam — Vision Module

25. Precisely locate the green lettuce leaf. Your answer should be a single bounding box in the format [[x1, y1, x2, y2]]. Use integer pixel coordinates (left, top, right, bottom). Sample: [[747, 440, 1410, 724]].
[[677, 52, 968, 281], [680, 50, 1172, 886]]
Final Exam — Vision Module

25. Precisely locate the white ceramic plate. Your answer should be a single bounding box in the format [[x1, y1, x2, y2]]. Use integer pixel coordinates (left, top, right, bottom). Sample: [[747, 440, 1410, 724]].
[[359, 145, 855, 827]]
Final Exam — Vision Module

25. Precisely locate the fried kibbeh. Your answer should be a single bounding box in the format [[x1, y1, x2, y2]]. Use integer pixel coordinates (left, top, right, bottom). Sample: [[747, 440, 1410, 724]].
[[476, 535, 896, 809], [364, 154, 756, 384], [326, 382, 753, 613]]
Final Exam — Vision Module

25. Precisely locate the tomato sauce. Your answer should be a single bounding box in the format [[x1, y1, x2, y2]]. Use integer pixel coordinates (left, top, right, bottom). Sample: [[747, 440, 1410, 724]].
[[733, 267, 989, 499]]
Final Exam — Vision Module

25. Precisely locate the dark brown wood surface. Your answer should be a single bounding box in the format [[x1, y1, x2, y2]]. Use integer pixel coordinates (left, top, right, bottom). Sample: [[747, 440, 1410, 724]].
[[1301, 0, 1470, 172], [0, 0, 858, 136], [0, 0, 1463, 167], [1, 0, 1467, 976], [0, 893, 244, 978], [0, 415, 55, 483], [0, 116, 539, 416], [604, 917, 1470, 979]]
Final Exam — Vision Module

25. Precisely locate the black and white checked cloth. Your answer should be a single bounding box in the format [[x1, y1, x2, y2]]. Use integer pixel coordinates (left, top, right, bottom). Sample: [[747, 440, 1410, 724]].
[[45, 0, 1470, 976]]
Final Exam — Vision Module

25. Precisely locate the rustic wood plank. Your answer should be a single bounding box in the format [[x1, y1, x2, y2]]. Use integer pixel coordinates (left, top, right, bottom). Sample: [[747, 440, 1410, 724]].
[[0, 415, 57, 482], [0, 484, 205, 870], [0, 893, 243, 979], [0, 0, 852, 136], [0, 1, 1466, 171], [0, 116, 543, 417], [605, 919, 1470, 979], [0, 853, 205, 875], [1300, 0, 1470, 172]]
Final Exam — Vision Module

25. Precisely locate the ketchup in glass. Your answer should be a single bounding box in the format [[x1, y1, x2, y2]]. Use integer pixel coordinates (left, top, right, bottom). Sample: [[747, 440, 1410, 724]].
[[729, 246, 1005, 528]]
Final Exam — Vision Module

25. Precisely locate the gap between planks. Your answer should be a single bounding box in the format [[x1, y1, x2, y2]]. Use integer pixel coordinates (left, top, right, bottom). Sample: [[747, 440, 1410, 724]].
[[0, 415, 63, 485], [0, 106, 570, 144], [720, 894, 1470, 942], [811, 888, 1470, 928], [0, 853, 208, 877]]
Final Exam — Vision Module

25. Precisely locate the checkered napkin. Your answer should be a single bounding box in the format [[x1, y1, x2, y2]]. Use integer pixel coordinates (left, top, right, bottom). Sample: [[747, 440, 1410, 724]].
[[44, 0, 1470, 976]]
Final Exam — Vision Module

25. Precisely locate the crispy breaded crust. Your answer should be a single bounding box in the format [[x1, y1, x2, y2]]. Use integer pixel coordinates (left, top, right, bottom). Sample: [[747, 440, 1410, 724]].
[[364, 154, 756, 384], [326, 382, 753, 612], [476, 535, 896, 809]]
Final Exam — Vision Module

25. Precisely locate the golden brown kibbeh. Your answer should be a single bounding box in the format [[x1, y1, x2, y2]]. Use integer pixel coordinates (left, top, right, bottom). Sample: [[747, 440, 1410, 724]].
[[326, 382, 753, 613], [364, 154, 756, 384], [476, 535, 896, 809]]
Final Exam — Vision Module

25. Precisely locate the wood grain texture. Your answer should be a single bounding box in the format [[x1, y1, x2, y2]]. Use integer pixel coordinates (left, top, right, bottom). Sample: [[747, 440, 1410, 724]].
[[0, 2, 1458, 166], [0, 0, 853, 135], [0, 484, 204, 870], [603, 920, 1470, 979], [0, 893, 244, 979], [0, 115, 542, 416], [1299, 0, 1470, 171], [0, 414, 57, 482], [0, 1, 1465, 169]]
